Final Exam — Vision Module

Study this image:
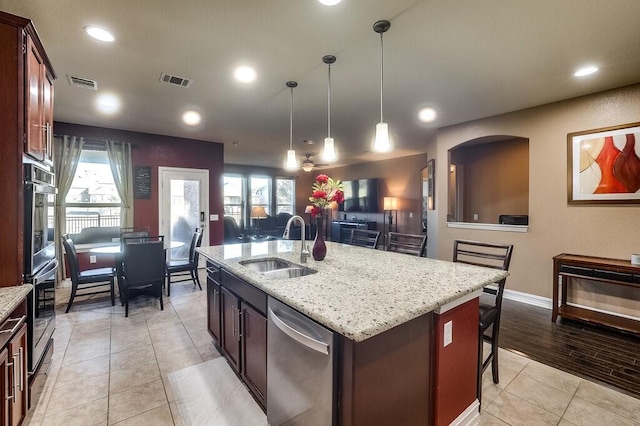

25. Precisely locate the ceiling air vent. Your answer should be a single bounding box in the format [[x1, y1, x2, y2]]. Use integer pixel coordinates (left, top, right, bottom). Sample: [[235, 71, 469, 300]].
[[67, 75, 97, 90], [160, 72, 192, 88]]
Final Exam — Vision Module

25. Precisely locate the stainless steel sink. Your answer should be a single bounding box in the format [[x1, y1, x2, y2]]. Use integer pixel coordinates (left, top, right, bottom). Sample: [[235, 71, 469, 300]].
[[239, 258, 317, 279]]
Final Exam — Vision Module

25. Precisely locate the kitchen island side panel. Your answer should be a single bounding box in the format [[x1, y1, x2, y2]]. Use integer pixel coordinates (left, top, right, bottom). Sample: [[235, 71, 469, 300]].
[[432, 298, 479, 426], [338, 313, 433, 425]]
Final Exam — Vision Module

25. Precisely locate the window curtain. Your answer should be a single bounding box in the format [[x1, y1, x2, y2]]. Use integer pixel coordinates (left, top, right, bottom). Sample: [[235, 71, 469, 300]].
[[53, 135, 85, 281], [105, 140, 134, 228]]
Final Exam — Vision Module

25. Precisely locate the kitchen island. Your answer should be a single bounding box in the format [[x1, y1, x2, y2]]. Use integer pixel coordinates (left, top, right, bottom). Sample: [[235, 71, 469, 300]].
[[198, 240, 507, 425]]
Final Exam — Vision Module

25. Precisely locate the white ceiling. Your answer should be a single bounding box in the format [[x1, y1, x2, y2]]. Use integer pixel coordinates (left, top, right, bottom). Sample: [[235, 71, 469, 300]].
[[3, 0, 640, 169]]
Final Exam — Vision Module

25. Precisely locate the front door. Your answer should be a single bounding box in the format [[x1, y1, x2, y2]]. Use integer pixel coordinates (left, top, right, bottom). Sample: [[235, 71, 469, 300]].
[[158, 167, 209, 261]]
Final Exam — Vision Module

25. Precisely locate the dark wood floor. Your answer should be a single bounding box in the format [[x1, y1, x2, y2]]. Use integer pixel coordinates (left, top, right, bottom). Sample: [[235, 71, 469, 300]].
[[499, 298, 640, 399]]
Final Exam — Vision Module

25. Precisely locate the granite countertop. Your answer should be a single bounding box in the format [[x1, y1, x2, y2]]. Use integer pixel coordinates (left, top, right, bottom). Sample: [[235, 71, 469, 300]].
[[0, 285, 32, 323], [198, 241, 508, 342]]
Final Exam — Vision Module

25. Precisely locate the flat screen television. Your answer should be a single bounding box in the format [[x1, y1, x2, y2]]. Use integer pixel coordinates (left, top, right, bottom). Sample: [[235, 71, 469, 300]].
[[338, 178, 379, 212]]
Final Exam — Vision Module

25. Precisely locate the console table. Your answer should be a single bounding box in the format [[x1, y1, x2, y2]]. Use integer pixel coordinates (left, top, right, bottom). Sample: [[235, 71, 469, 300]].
[[553, 254, 640, 334]]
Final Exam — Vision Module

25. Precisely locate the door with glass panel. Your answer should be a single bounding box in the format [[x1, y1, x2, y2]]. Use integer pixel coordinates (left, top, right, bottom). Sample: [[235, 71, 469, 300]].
[[159, 167, 209, 261]]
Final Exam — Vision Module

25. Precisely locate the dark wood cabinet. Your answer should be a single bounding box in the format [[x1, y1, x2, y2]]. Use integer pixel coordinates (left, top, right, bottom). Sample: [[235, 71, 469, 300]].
[[206, 262, 222, 345], [25, 25, 54, 164], [220, 286, 241, 373], [205, 261, 267, 410], [8, 324, 27, 426], [0, 348, 8, 426], [0, 11, 56, 286], [0, 301, 28, 426], [241, 302, 267, 408]]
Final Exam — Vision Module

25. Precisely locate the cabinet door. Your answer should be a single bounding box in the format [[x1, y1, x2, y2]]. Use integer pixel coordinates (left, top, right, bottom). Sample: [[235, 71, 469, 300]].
[[8, 324, 27, 426], [25, 37, 45, 162], [0, 348, 8, 426], [220, 287, 241, 372], [241, 302, 267, 407], [207, 277, 222, 345]]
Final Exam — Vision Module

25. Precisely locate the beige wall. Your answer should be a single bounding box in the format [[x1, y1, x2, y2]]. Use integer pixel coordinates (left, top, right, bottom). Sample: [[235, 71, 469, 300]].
[[436, 84, 640, 309]]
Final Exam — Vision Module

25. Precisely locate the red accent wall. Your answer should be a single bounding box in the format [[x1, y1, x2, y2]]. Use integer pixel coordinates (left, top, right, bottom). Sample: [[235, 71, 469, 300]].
[[431, 298, 479, 425], [54, 122, 225, 245]]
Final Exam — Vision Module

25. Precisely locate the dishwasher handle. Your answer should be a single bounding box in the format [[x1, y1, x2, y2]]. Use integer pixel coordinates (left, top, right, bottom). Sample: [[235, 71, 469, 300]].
[[268, 307, 329, 355]]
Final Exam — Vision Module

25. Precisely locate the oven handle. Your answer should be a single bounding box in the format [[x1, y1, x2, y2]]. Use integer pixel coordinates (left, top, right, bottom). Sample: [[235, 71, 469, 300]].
[[33, 259, 58, 285]]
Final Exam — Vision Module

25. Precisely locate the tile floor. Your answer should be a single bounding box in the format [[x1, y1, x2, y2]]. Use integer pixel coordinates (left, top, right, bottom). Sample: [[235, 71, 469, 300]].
[[24, 276, 640, 425]]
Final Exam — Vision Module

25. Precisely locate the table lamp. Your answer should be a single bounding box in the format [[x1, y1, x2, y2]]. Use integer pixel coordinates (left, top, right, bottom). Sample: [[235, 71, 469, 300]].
[[251, 206, 268, 236]]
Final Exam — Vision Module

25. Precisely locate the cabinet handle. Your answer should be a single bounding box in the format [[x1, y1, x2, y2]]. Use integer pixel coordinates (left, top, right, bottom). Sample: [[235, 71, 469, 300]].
[[6, 360, 15, 401], [18, 347, 24, 392], [238, 309, 244, 341], [0, 315, 26, 334], [213, 289, 218, 315], [232, 305, 237, 337], [46, 122, 52, 158]]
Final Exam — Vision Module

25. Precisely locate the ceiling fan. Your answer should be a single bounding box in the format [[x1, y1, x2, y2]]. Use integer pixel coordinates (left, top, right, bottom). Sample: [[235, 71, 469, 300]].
[[301, 153, 329, 172]]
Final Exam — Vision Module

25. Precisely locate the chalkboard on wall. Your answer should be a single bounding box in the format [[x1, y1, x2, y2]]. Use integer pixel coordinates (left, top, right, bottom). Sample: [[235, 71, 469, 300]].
[[134, 166, 152, 199]]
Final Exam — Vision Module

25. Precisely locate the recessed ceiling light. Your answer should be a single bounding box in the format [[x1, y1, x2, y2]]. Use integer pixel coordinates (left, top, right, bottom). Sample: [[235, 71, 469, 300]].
[[574, 66, 598, 77], [319, 0, 342, 5], [234, 66, 257, 83], [96, 93, 120, 114], [182, 110, 202, 126], [418, 107, 437, 123], [84, 26, 115, 42]]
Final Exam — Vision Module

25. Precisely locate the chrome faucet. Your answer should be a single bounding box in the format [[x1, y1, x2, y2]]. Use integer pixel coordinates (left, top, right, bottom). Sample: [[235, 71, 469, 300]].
[[283, 215, 310, 263]]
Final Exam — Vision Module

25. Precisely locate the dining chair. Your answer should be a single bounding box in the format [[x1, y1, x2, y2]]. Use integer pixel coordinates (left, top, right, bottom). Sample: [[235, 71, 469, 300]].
[[165, 228, 203, 296], [452, 239, 513, 406], [349, 229, 381, 249], [120, 235, 166, 317], [61, 234, 116, 313], [386, 232, 427, 257], [119, 226, 150, 244]]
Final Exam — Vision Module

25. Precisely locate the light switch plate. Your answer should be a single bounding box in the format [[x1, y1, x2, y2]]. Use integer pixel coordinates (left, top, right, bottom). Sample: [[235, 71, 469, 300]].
[[444, 320, 452, 347], [89, 255, 97, 264]]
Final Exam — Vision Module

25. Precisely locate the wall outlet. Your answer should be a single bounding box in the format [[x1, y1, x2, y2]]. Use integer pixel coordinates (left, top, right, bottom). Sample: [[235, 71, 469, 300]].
[[89, 255, 97, 264], [409, 212, 413, 218], [473, 213, 479, 221], [444, 320, 453, 347], [210, 214, 219, 221]]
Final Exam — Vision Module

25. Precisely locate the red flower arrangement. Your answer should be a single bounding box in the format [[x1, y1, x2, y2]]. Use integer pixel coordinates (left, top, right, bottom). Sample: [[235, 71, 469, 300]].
[[308, 174, 344, 217]]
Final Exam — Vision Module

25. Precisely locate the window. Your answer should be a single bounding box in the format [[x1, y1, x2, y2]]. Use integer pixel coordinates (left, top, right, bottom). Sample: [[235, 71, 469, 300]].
[[276, 178, 295, 214], [250, 176, 271, 216], [223, 175, 245, 228], [223, 173, 296, 232], [65, 149, 122, 233]]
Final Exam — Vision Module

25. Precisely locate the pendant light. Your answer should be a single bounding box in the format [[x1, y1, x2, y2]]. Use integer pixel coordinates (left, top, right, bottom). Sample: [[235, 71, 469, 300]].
[[373, 20, 391, 153], [284, 81, 299, 171], [322, 55, 337, 163]]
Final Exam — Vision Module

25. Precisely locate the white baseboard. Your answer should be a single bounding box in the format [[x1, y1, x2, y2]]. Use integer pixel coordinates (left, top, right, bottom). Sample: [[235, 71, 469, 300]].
[[450, 399, 480, 426], [502, 288, 552, 310]]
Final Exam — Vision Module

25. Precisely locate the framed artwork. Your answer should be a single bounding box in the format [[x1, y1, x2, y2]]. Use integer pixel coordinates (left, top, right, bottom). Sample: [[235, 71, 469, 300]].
[[427, 159, 435, 210], [567, 122, 640, 204]]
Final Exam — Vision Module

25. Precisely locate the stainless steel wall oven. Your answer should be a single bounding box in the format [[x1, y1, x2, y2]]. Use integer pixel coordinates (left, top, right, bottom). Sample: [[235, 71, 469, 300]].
[[24, 162, 57, 407]]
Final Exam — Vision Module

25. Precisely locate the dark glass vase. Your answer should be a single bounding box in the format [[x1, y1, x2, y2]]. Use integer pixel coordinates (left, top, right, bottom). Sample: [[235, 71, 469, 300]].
[[312, 216, 327, 261]]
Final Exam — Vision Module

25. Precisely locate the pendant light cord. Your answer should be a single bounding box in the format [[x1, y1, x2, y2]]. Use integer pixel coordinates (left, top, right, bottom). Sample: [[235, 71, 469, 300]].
[[289, 86, 294, 150], [380, 31, 384, 123], [327, 63, 332, 138]]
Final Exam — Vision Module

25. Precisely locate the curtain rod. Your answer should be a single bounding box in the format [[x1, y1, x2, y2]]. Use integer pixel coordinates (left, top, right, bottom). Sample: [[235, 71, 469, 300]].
[[53, 134, 138, 149]]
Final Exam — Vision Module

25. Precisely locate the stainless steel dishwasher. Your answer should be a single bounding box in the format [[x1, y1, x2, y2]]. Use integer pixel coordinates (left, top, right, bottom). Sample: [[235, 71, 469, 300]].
[[267, 297, 335, 425]]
